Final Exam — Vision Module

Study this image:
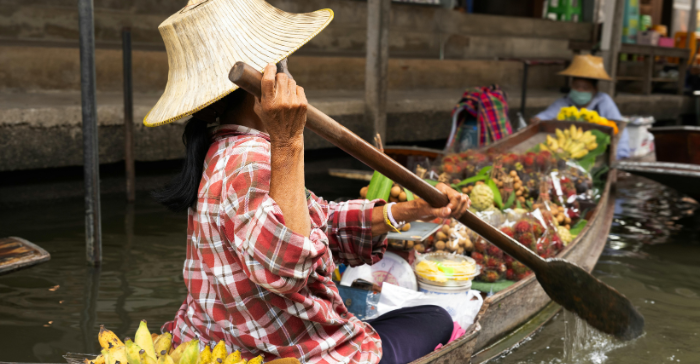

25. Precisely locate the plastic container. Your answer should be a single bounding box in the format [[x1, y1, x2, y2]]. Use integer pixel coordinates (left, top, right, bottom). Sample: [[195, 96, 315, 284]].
[[418, 280, 472, 295], [413, 252, 480, 287]]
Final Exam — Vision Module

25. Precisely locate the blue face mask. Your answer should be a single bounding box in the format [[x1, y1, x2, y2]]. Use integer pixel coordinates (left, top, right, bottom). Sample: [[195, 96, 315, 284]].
[[569, 90, 593, 106]]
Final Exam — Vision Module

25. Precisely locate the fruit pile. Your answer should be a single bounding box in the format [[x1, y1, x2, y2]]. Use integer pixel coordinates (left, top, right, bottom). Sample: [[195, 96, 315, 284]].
[[556, 107, 619, 135], [415, 220, 473, 254], [86, 321, 263, 364], [540, 126, 599, 160]]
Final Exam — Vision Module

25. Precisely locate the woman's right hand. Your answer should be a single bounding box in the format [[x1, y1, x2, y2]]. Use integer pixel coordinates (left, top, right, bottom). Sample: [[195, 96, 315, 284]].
[[257, 63, 308, 147]]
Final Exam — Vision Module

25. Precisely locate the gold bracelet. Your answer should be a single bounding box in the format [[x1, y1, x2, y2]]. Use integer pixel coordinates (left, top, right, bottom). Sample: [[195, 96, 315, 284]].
[[383, 204, 400, 233]]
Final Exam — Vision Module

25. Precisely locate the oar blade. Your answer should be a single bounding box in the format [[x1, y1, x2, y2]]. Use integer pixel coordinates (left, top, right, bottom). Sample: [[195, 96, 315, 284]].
[[537, 258, 645, 341]]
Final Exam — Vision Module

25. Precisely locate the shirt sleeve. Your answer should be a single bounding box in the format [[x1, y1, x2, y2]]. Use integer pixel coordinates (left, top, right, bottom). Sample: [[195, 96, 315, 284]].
[[534, 97, 570, 120], [219, 142, 328, 295], [596, 93, 623, 121], [306, 191, 388, 267]]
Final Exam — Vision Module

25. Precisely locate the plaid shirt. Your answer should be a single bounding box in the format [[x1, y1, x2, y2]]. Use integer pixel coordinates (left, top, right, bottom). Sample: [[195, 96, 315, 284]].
[[162, 124, 386, 364]]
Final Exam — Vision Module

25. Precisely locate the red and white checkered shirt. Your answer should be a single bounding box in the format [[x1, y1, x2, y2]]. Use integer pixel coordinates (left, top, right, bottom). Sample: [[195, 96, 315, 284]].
[[162, 124, 387, 364]]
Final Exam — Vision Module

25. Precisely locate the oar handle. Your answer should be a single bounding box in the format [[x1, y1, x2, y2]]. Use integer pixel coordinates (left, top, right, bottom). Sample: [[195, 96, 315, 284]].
[[228, 61, 545, 271]]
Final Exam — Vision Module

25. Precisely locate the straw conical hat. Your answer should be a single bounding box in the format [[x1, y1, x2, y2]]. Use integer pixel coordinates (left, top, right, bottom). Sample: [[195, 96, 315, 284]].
[[144, 0, 334, 127], [558, 54, 612, 81]]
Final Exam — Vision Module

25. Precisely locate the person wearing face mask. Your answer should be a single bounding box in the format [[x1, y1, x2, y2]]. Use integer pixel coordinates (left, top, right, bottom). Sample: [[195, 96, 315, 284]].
[[531, 54, 630, 159]]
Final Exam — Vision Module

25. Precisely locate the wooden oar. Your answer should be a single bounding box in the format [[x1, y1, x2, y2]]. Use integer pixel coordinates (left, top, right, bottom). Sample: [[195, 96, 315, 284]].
[[229, 61, 644, 340]]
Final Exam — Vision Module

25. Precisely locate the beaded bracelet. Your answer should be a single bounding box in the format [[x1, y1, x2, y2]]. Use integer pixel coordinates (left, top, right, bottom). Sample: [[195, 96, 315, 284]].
[[386, 202, 405, 229]]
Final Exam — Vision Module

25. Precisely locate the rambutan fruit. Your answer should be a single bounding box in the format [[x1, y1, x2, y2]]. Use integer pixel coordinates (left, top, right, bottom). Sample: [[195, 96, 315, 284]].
[[486, 244, 504, 259], [500, 226, 515, 238], [514, 220, 531, 234], [506, 269, 515, 280]]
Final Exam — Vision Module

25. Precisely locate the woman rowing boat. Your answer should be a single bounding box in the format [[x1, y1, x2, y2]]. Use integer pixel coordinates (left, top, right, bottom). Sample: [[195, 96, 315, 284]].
[[145, 1, 470, 363]]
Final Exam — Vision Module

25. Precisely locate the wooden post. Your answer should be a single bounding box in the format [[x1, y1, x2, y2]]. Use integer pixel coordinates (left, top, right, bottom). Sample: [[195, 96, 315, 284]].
[[78, 0, 102, 266], [122, 28, 135, 202], [365, 0, 391, 142], [600, 0, 625, 96], [687, 0, 697, 50]]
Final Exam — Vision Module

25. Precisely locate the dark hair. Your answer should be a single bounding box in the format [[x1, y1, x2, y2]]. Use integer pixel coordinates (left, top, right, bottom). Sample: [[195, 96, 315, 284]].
[[153, 89, 247, 212]]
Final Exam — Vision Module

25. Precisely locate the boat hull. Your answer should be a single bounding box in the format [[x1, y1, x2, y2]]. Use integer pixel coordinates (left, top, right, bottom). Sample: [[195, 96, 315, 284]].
[[650, 126, 700, 165], [615, 161, 700, 201]]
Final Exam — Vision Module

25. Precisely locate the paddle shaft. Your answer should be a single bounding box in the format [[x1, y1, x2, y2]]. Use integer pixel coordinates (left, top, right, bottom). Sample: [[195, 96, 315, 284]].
[[229, 62, 545, 272]]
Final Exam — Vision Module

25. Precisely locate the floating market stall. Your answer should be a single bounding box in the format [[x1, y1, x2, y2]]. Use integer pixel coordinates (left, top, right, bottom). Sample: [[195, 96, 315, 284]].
[[339, 119, 618, 363]]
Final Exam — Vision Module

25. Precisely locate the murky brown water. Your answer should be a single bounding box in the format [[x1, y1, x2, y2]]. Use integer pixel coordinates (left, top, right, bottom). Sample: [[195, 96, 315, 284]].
[[0, 174, 698, 363]]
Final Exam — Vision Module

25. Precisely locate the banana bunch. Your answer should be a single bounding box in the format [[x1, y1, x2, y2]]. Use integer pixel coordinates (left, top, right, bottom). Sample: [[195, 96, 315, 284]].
[[86, 321, 264, 364], [540, 125, 598, 160]]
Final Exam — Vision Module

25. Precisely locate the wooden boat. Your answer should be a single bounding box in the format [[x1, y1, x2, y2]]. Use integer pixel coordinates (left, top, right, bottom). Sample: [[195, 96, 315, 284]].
[[650, 126, 700, 165], [614, 161, 700, 201], [339, 120, 619, 364], [0, 236, 50, 275]]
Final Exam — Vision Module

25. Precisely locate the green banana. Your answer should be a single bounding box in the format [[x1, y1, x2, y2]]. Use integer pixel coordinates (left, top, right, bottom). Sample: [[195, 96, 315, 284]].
[[170, 342, 189, 364], [124, 339, 143, 364], [179, 340, 200, 364]]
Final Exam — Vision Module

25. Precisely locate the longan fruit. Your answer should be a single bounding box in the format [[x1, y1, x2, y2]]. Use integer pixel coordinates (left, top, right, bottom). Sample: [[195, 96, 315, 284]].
[[405, 240, 415, 250], [518, 196, 526, 203], [449, 219, 457, 228], [401, 223, 411, 232], [442, 224, 450, 234], [390, 186, 401, 198], [457, 247, 465, 254], [565, 224, 570, 230], [461, 187, 469, 194], [415, 244, 426, 253], [557, 214, 565, 223], [458, 237, 467, 247], [564, 216, 571, 224], [510, 170, 518, 177], [513, 182, 522, 190], [516, 190, 522, 196], [398, 191, 407, 202], [436, 231, 447, 241], [476, 181, 485, 185], [360, 186, 368, 198], [435, 241, 446, 250], [497, 180, 504, 188], [447, 240, 459, 252], [463, 239, 474, 252], [389, 196, 399, 203]]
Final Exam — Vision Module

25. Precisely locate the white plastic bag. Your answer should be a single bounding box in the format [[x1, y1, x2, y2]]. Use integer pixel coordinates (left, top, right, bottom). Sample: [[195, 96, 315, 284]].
[[376, 283, 484, 329]]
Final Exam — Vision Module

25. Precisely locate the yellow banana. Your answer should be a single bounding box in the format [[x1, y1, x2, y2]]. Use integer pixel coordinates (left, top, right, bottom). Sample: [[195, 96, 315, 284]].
[[247, 356, 263, 364], [539, 143, 550, 152], [140, 350, 158, 364], [170, 342, 189, 364], [158, 353, 175, 364], [86, 355, 107, 364], [586, 142, 598, 151], [154, 333, 173, 358], [223, 351, 241, 364], [546, 135, 559, 150], [102, 349, 112, 364], [198, 345, 212, 364], [107, 346, 129, 364], [555, 128, 565, 141], [570, 125, 577, 140], [99, 326, 125, 350], [571, 150, 588, 159], [135, 320, 158, 361], [180, 341, 200, 364], [211, 341, 227, 363]]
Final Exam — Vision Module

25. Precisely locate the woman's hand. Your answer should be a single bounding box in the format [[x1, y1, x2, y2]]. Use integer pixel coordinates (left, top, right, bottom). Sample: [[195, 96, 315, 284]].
[[261, 63, 311, 237], [258, 63, 308, 147], [411, 183, 471, 220], [371, 183, 470, 236]]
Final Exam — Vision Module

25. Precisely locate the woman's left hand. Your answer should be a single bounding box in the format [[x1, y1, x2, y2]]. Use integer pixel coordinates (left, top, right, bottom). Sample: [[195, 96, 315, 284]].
[[411, 183, 470, 220]]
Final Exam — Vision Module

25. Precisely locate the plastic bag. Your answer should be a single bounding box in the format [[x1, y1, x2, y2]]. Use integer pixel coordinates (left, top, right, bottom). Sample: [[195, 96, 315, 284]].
[[376, 283, 484, 330]]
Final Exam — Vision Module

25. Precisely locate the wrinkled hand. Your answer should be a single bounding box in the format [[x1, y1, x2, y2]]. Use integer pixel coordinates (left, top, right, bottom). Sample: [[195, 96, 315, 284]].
[[413, 183, 470, 220], [258, 63, 308, 146]]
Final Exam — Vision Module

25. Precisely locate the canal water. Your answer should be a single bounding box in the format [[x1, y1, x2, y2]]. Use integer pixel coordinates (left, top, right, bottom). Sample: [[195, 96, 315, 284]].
[[0, 174, 699, 363]]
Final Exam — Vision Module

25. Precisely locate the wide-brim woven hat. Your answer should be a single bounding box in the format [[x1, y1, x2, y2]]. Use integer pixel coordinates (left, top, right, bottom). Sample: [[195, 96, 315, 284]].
[[558, 54, 612, 81], [144, 0, 334, 127]]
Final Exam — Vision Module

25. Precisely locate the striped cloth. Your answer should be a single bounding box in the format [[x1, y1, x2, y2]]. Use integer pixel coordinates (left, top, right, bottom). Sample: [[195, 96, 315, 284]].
[[446, 85, 513, 150], [162, 124, 387, 364]]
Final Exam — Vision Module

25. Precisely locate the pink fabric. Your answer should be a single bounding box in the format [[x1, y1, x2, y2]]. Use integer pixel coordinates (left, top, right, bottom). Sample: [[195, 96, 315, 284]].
[[434, 322, 467, 351]]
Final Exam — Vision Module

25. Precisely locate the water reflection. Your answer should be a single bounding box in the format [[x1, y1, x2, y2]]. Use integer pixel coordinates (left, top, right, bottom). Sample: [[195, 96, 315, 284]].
[[491, 175, 700, 364]]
